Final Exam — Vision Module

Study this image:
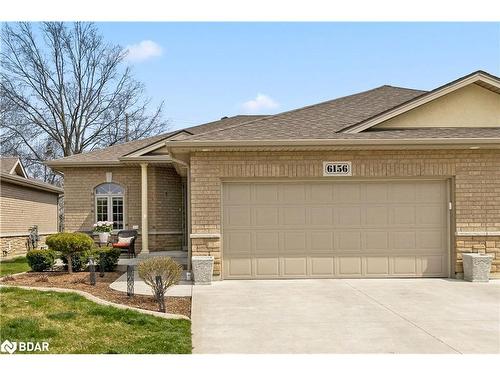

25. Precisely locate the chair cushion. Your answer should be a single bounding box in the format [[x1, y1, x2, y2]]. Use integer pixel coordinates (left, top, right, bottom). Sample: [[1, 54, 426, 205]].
[[117, 236, 134, 245], [112, 243, 129, 249]]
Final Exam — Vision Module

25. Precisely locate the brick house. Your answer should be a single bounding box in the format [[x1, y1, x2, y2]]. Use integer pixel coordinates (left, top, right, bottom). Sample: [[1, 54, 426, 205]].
[[47, 70, 500, 280], [0, 157, 63, 258]]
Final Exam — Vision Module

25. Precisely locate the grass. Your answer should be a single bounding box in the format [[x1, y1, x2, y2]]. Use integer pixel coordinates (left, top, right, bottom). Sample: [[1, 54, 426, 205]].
[[0, 287, 192, 354], [0, 257, 30, 276]]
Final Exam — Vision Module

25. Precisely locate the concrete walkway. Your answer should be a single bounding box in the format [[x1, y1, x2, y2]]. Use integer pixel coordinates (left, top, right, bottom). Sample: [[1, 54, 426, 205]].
[[110, 271, 192, 297], [191, 278, 500, 354]]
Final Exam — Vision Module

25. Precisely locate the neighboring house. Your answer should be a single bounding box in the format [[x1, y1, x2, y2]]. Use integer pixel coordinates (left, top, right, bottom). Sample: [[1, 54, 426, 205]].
[[0, 157, 63, 258], [47, 70, 500, 280]]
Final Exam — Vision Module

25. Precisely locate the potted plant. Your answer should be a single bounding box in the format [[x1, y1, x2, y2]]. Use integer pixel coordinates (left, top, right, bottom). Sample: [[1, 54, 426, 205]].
[[93, 221, 113, 244]]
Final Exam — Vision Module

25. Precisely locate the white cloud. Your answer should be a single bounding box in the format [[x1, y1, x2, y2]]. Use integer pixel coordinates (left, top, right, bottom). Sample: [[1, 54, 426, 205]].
[[124, 40, 163, 62], [241, 93, 279, 113]]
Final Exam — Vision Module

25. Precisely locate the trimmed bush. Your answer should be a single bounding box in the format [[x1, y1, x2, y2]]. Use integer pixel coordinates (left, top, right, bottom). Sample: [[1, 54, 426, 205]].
[[26, 249, 57, 272], [46, 232, 94, 273], [91, 247, 121, 272], [137, 257, 182, 296]]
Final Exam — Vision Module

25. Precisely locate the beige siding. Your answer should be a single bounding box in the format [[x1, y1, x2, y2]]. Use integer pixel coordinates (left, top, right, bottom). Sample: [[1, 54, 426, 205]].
[[61, 165, 183, 252], [375, 84, 500, 128], [189, 149, 500, 278], [0, 181, 59, 235]]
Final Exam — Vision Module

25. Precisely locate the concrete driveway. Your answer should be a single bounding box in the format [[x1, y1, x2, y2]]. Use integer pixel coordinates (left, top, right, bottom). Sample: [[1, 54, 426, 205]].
[[191, 279, 500, 354]]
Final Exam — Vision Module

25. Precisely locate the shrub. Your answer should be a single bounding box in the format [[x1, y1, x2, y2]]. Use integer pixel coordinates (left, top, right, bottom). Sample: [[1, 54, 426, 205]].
[[137, 257, 182, 296], [60, 250, 92, 272], [91, 247, 121, 272], [26, 249, 57, 272], [46, 232, 94, 273]]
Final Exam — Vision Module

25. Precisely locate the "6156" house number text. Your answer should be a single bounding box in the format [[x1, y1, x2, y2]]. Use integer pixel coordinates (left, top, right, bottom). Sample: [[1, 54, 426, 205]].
[[323, 161, 352, 176]]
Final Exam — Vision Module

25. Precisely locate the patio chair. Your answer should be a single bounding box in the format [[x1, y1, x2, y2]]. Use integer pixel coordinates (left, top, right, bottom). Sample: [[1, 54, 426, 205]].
[[111, 230, 138, 258]]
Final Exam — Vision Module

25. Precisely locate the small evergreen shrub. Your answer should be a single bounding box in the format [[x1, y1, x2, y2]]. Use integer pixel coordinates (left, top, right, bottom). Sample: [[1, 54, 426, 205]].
[[26, 249, 57, 272], [91, 247, 121, 272], [46, 233, 94, 273]]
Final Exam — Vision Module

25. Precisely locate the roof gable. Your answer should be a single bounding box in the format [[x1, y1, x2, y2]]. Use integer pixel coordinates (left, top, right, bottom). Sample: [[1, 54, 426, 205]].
[[344, 71, 500, 133], [0, 157, 27, 177], [373, 84, 500, 129]]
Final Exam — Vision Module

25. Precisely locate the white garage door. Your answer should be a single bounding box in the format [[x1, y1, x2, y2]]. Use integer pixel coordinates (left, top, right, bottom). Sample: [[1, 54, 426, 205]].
[[222, 180, 449, 279]]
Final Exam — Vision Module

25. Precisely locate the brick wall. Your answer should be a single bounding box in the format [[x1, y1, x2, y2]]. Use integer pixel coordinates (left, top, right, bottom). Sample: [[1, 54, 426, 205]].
[[0, 235, 50, 259], [189, 149, 500, 278], [61, 165, 184, 252]]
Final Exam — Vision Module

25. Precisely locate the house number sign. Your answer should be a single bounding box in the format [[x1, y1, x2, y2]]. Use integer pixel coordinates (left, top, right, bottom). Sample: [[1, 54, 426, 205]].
[[323, 161, 352, 176]]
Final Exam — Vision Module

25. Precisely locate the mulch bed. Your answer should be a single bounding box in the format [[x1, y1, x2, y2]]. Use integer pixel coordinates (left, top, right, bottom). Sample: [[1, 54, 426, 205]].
[[0, 271, 191, 318]]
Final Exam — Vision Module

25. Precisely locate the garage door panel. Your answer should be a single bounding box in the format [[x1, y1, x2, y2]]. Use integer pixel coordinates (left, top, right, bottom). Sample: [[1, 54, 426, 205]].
[[310, 207, 334, 225], [225, 257, 252, 278], [282, 257, 307, 276], [363, 231, 389, 250], [366, 206, 389, 226], [393, 256, 417, 275], [254, 207, 279, 226], [225, 232, 252, 254], [223, 180, 448, 279], [391, 183, 416, 201], [391, 231, 417, 250], [255, 232, 279, 253], [255, 257, 279, 277], [336, 207, 362, 226], [255, 184, 279, 202], [365, 257, 390, 276], [225, 184, 251, 203], [282, 184, 306, 202], [417, 182, 445, 202], [365, 183, 389, 203], [417, 230, 445, 250], [338, 231, 362, 250], [338, 257, 363, 276], [283, 232, 307, 252], [421, 255, 445, 275], [334, 183, 361, 202], [393, 206, 416, 225], [282, 207, 307, 225], [310, 257, 335, 276], [417, 205, 445, 225], [310, 231, 334, 251], [310, 184, 333, 201]]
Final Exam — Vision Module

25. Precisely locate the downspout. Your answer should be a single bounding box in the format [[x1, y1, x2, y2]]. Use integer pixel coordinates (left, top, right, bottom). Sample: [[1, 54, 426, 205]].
[[166, 151, 192, 272]]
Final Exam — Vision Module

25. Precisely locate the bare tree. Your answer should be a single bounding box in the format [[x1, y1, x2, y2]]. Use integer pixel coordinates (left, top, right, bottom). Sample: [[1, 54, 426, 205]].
[[0, 22, 168, 182]]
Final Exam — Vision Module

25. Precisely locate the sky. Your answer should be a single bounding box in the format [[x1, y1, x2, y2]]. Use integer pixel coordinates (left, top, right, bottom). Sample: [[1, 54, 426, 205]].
[[97, 22, 500, 131]]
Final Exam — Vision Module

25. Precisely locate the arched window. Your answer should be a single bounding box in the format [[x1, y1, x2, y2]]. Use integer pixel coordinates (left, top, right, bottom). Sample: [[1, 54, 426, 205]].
[[95, 183, 124, 230]]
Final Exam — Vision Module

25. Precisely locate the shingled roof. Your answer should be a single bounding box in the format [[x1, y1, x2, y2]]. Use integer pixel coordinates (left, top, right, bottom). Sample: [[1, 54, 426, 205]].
[[182, 86, 427, 141], [47, 115, 266, 165]]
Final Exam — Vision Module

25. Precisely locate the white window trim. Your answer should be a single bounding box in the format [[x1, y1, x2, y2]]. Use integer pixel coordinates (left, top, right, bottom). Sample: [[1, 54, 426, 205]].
[[94, 183, 125, 230]]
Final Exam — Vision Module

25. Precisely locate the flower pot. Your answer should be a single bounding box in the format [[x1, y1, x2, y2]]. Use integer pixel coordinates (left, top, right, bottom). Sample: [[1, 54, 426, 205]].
[[191, 256, 214, 285], [462, 253, 493, 282], [98, 232, 110, 244]]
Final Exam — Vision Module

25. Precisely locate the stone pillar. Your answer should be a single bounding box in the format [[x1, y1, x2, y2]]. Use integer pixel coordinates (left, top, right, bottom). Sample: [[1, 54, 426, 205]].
[[141, 163, 149, 254]]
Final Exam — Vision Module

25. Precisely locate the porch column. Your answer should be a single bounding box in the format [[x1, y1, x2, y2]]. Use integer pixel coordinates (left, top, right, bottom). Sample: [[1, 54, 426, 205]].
[[141, 163, 149, 254]]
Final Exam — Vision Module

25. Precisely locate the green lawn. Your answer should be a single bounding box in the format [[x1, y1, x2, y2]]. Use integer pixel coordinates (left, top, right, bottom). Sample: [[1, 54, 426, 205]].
[[0, 257, 30, 276], [0, 287, 192, 354]]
